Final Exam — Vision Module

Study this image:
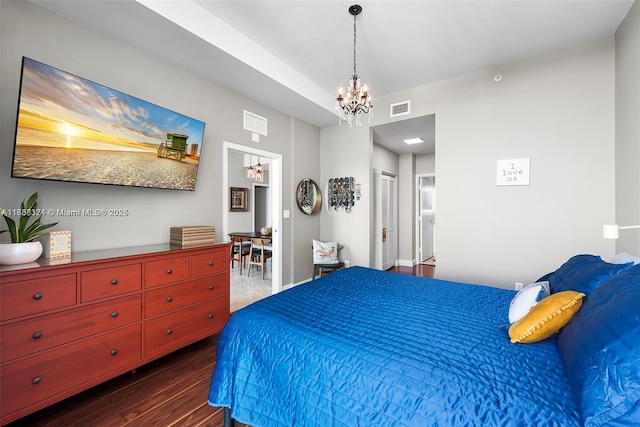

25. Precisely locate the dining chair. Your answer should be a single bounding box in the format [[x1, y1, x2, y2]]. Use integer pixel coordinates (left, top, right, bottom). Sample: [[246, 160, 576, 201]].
[[230, 236, 250, 269], [247, 237, 272, 279]]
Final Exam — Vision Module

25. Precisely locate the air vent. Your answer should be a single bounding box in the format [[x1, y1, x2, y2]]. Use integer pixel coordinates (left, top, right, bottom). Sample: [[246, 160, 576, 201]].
[[243, 110, 268, 136], [390, 101, 411, 118]]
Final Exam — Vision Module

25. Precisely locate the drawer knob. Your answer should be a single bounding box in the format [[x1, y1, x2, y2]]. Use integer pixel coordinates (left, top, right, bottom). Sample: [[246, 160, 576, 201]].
[[167, 297, 173, 302], [166, 329, 173, 335], [208, 261, 214, 266], [166, 269, 173, 275], [111, 279, 118, 285], [208, 286, 214, 291], [111, 349, 118, 356], [33, 332, 42, 340], [208, 313, 214, 319], [32, 377, 41, 385], [33, 293, 42, 300], [111, 311, 119, 318]]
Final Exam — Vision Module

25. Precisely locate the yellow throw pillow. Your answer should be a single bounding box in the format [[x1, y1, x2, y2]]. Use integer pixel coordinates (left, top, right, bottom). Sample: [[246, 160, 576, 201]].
[[509, 291, 585, 344]]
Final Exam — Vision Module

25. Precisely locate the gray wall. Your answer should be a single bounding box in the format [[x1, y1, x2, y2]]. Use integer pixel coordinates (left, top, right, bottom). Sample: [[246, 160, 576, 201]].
[[0, 1, 321, 286], [291, 118, 321, 283], [371, 37, 619, 288], [227, 151, 254, 234], [3, 1, 635, 289], [615, 0, 640, 254], [319, 124, 371, 268]]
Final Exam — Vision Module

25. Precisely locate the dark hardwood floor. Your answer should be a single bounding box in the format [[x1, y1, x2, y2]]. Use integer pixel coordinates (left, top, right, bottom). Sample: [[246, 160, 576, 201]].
[[7, 336, 226, 427], [7, 264, 432, 427], [387, 263, 435, 278]]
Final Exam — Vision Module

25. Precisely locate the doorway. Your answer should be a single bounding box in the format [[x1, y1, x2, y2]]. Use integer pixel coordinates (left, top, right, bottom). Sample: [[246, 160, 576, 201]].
[[416, 174, 435, 264], [223, 141, 282, 311], [254, 185, 270, 231]]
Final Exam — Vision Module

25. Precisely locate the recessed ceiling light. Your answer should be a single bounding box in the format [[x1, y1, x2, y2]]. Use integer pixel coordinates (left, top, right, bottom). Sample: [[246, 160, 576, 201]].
[[403, 137, 424, 145]]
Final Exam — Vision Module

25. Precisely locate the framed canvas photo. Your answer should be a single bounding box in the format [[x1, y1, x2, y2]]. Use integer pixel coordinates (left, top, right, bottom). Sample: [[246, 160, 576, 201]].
[[230, 187, 248, 211]]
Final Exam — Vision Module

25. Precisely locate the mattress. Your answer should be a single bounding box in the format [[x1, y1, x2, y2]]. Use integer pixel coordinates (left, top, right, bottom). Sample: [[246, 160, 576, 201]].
[[209, 266, 581, 426]]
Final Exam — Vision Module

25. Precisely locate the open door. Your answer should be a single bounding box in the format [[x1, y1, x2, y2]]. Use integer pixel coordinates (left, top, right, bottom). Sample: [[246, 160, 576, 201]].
[[418, 175, 435, 262], [381, 174, 397, 270]]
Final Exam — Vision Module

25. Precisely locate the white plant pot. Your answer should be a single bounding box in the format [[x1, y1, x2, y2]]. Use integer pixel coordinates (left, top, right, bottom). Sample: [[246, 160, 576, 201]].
[[0, 241, 43, 265]]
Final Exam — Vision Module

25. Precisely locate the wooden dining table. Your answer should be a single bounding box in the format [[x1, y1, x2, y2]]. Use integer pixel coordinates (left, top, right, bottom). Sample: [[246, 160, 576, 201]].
[[228, 231, 270, 240]]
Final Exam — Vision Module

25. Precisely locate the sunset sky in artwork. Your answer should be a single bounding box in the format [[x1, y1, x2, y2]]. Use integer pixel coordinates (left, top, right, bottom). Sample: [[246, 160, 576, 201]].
[[15, 57, 205, 151]]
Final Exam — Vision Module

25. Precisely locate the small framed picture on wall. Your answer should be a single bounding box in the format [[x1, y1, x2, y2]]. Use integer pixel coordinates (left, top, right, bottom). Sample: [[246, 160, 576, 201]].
[[230, 187, 248, 212]]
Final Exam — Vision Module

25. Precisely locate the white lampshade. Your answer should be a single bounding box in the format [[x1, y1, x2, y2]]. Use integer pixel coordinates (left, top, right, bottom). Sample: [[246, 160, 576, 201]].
[[603, 224, 619, 239]]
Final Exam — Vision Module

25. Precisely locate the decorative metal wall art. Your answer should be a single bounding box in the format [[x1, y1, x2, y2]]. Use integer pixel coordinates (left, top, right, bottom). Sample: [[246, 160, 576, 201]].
[[328, 176, 361, 213]]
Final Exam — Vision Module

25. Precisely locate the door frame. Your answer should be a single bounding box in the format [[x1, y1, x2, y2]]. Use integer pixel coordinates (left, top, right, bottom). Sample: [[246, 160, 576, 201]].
[[223, 141, 283, 294], [415, 173, 435, 264]]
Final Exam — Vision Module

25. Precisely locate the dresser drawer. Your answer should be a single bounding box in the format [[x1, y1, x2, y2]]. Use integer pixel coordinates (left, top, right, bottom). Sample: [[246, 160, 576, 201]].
[[0, 274, 76, 321], [144, 256, 189, 288], [0, 324, 141, 418], [81, 264, 141, 303], [144, 276, 226, 318], [1, 295, 141, 363], [144, 297, 226, 357], [191, 250, 226, 277]]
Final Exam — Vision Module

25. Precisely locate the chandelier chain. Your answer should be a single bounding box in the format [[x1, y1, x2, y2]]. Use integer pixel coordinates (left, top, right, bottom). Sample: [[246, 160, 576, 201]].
[[353, 13, 357, 77]]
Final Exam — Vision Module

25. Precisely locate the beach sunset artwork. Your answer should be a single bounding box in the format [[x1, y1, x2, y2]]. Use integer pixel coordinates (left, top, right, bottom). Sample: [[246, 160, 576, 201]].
[[11, 57, 206, 191]]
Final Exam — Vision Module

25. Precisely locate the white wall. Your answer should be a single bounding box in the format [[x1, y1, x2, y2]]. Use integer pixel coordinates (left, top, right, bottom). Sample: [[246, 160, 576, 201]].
[[397, 154, 415, 265], [615, 0, 640, 254], [416, 154, 435, 175], [372, 143, 399, 176], [372, 37, 617, 288]]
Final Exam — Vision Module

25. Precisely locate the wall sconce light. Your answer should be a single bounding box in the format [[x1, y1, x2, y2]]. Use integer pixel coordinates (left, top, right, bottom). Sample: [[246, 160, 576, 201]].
[[603, 224, 640, 239]]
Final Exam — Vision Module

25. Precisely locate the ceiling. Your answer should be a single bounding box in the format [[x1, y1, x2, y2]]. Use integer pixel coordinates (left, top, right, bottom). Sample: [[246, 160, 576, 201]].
[[30, 0, 633, 155]]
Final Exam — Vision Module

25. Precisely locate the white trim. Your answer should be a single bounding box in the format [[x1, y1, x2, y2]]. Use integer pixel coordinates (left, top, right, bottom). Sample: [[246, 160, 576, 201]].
[[223, 141, 283, 294], [397, 258, 416, 267]]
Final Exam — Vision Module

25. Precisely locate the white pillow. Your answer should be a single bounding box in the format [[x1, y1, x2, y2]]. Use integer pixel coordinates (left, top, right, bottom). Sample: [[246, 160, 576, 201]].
[[313, 240, 339, 265], [610, 252, 640, 265], [508, 281, 550, 324]]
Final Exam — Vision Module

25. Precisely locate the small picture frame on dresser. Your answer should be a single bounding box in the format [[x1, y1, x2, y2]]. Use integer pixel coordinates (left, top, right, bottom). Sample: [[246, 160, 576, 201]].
[[45, 230, 72, 259]]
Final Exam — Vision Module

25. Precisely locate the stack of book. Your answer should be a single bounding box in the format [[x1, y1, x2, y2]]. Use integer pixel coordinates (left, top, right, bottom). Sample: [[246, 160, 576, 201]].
[[170, 226, 215, 248]]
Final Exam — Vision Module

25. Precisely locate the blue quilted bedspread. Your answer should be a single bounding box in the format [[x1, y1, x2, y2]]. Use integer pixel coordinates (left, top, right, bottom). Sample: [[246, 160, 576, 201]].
[[208, 267, 581, 426]]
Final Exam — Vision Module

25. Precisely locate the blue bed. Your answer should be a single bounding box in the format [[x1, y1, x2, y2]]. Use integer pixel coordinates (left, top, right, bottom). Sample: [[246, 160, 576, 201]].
[[209, 261, 640, 426]]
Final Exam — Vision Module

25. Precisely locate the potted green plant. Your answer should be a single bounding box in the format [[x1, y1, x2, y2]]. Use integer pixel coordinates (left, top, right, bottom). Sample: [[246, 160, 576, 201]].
[[1, 192, 58, 265]]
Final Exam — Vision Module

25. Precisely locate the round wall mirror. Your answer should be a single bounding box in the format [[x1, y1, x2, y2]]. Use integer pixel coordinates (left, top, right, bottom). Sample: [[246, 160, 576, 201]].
[[296, 179, 321, 215]]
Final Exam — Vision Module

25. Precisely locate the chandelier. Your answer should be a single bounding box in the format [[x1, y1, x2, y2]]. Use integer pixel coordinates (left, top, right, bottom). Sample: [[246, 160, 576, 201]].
[[246, 157, 264, 183], [336, 4, 372, 126]]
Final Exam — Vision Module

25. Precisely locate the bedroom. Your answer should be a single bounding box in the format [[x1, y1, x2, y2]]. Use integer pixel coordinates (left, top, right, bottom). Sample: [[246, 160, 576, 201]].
[[1, 0, 638, 425]]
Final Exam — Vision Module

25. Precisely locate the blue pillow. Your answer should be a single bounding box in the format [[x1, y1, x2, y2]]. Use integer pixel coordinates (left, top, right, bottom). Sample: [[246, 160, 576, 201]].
[[556, 264, 640, 427], [546, 254, 632, 295]]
